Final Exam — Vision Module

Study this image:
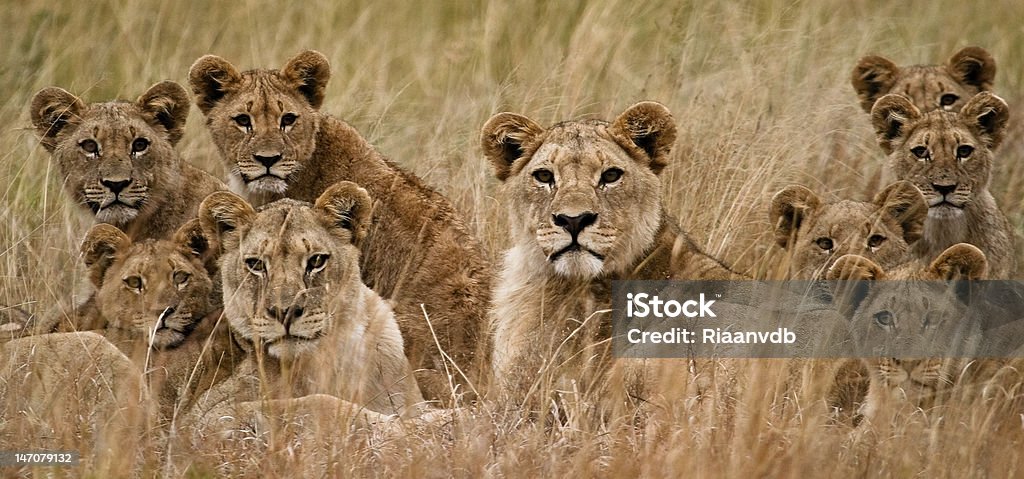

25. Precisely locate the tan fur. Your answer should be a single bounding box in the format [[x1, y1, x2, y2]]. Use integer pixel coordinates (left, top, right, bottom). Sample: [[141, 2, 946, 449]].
[[871, 92, 1014, 278], [480, 102, 740, 407], [851, 46, 996, 113], [770, 181, 927, 279], [188, 51, 490, 401], [191, 184, 423, 430]]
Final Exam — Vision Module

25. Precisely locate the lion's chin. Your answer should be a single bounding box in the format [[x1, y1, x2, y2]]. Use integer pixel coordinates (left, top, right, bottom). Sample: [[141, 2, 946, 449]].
[[95, 203, 139, 224], [267, 337, 319, 360], [927, 203, 965, 220], [246, 175, 290, 195], [552, 251, 605, 280]]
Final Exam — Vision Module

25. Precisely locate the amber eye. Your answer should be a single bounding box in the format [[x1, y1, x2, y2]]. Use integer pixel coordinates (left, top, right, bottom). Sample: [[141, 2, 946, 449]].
[[234, 114, 252, 128], [306, 254, 330, 274], [956, 145, 974, 159], [600, 168, 624, 185], [911, 146, 929, 159], [80, 139, 99, 155], [874, 310, 894, 328], [815, 237, 834, 251], [940, 93, 959, 107], [131, 138, 150, 154], [244, 257, 266, 274], [124, 276, 143, 290], [532, 169, 554, 184], [172, 271, 190, 286], [867, 234, 886, 249], [280, 113, 298, 128]]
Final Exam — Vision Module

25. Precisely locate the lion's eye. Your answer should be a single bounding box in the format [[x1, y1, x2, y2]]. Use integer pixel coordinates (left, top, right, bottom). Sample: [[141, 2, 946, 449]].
[[874, 310, 894, 328], [124, 276, 143, 291], [532, 169, 554, 185], [940, 93, 959, 107], [80, 139, 99, 155], [867, 234, 886, 249], [815, 237, 834, 251], [956, 145, 974, 159], [172, 271, 190, 286], [911, 146, 930, 159], [234, 114, 252, 128], [600, 168, 624, 185], [306, 254, 330, 274], [244, 257, 266, 275], [280, 113, 298, 128], [131, 138, 150, 154]]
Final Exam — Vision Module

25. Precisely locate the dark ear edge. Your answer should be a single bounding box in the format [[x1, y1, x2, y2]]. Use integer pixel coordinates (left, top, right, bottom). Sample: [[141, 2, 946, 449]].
[[947, 46, 997, 90], [851, 55, 900, 113], [172, 218, 217, 274], [80, 224, 131, 288], [870, 94, 921, 155], [29, 87, 86, 151], [313, 181, 373, 246], [480, 112, 546, 182], [188, 54, 242, 115], [198, 191, 256, 253], [960, 91, 1010, 150], [873, 181, 927, 245], [609, 101, 678, 174], [136, 80, 191, 145], [827, 254, 886, 319], [769, 185, 821, 249], [927, 243, 988, 280], [280, 50, 331, 109]]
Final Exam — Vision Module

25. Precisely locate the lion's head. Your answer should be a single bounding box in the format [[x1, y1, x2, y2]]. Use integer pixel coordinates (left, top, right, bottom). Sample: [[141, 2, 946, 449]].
[[770, 181, 927, 279], [81, 220, 215, 349], [199, 181, 372, 361], [188, 50, 330, 196], [30, 81, 191, 226], [852, 46, 995, 113], [480, 102, 676, 280], [871, 92, 1008, 221]]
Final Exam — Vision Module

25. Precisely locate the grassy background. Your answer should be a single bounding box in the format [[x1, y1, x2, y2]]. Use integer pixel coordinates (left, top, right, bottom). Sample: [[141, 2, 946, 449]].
[[2, 0, 1024, 476]]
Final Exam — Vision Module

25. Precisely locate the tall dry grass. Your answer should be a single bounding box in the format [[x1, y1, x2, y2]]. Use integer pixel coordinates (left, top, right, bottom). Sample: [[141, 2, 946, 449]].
[[2, 0, 1024, 476]]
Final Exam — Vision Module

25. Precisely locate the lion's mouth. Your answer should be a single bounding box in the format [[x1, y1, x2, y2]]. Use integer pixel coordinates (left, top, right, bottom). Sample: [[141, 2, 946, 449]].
[[549, 242, 605, 262], [89, 198, 139, 213]]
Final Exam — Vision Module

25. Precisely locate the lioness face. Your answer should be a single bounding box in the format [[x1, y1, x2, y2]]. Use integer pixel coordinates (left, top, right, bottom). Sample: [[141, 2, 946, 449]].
[[481, 102, 677, 280], [30, 82, 191, 226], [851, 47, 995, 113], [872, 92, 1007, 221], [201, 182, 371, 361], [189, 51, 330, 196]]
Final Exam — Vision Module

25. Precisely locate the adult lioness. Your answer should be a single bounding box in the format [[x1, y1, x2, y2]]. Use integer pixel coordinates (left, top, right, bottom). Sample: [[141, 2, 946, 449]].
[[191, 183, 423, 430], [188, 51, 490, 402], [851, 46, 995, 113], [480, 102, 740, 408]]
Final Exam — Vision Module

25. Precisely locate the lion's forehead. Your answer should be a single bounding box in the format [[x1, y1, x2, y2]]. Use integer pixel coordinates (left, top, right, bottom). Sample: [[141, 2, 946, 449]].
[[528, 137, 630, 176], [72, 104, 153, 144], [809, 202, 875, 235], [214, 72, 306, 116], [239, 206, 346, 260], [115, 242, 199, 280]]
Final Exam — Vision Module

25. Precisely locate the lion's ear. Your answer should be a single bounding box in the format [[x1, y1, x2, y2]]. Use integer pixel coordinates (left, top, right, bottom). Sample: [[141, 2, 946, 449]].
[[610, 101, 677, 174], [769, 185, 821, 249], [172, 218, 218, 274], [189, 54, 242, 115], [81, 224, 131, 288], [851, 55, 900, 113], [960, 92, 1009, 150], [199, 191, 255, 252], [30, 87, 85, 152], [480, 112, 545, 182], [137, 81, 190, 145], [926, 243, 988, 280], [948, 47, 996, 90], [873, 181, 927, 245], [281, 50, 331, 109], [870, 94, 921, 154], [827, 254, 887, 281], [314, 181, 373, 246]]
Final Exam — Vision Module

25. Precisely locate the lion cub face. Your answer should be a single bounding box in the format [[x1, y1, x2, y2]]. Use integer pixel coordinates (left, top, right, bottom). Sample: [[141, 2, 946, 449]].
[[480, 102, 676, 279], [770, 181, 926, 279], [200, 182, 372, 361], [81, 220, 214, 349], [188, 51, 330, 196], [872, 92, 1008, 221], [30, 82, 191, 226], [852, 47, 995, 113]]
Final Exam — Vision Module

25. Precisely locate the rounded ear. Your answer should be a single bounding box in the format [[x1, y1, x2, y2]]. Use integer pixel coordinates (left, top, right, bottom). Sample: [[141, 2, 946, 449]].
[[609, 101, 677, 174], [188, 54, 242, 115], [851, 55, 900, 113], [314, 181, 373, 246], [281, 50, 331, 109], [172, 218, 217, 274], [198, 191, 256, 252], [30, 87, 86, 151], [872, 181, 927, 244], [80, 224, 131, 288], [827, 254, 887, 280], [959, 92, 1009, 150], [870, 94, 921, 155], [480, 112, 546, 182], [769, 185, 821, 249], [927, 243, 988, 280], [947, 46, 996, 90], [136, 81, 190, 145]]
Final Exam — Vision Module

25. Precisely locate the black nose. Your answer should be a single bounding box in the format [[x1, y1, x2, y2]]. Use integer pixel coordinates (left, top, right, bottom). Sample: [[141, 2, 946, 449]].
[[933, 183, 957, 196], [101, 179, 132, 194], [254, 154, 282, 168], [267, 305, 305, 326], [553, 212, 598, 237]]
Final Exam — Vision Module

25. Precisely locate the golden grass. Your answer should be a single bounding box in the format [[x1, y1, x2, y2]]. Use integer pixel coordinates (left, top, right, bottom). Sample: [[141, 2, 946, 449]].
[[2, 0, 1024, 476]]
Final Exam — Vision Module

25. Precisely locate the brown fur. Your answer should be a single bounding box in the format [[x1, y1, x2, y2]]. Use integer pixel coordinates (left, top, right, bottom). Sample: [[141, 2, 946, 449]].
[[188, 51, 490, 402], [871, 92, 1014, 278], [851, 46, 996, 113]]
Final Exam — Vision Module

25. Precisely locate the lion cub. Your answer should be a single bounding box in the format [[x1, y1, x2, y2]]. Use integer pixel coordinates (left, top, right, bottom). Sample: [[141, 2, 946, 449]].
[[188, 51, 489, 402], [190, 182, 423, 430], [871, 92, 1014, 278], [851, 46, 995, 113]]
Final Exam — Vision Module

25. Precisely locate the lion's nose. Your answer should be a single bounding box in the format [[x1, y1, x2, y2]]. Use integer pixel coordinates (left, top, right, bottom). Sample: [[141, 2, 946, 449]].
[[932, 183, 957, 196], [267, 305, 305, 327], [553, 212, 598, 237], [254, 153, 282, 168], [101, 178, 132, 194]]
